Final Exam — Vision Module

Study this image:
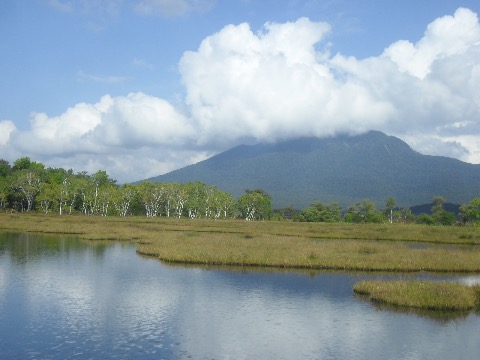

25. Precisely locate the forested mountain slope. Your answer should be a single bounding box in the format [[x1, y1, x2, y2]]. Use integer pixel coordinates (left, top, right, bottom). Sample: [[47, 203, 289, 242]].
[[143, 131, 480, 209]]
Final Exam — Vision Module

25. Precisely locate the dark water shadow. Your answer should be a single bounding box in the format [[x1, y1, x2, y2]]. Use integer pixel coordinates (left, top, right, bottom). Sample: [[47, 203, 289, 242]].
[[136, 253, 334, 277], [354, 293, 477, 324], [139, 253, 480, 282]]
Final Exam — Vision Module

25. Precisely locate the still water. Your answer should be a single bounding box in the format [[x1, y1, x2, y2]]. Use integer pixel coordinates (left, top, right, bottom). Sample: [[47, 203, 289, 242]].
[[0, 232, 479, 360]]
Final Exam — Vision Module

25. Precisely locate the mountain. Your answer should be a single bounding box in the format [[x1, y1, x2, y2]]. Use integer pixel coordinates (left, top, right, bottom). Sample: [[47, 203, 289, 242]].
[[141, 131, 480, 209], [410, 203, 461, 216]]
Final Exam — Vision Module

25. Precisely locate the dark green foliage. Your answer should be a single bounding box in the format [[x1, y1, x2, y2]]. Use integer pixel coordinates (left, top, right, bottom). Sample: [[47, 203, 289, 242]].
[[237, 189, 272, 220], [296, 207, 322, 222], [433, 210, 456, 225], [395, 208, 415, 223], [345, 199, 383, 223], [12, 157, 32, 171], [273, 206, 298, 220], [0, 159, 11, 178], [295, 200, 341, 222], [459, 197, 480, 224], [415, 214, 436, 225], [414, 197, 457, 225], [431, 196, 446, 214], [429, 196, 456, 225]]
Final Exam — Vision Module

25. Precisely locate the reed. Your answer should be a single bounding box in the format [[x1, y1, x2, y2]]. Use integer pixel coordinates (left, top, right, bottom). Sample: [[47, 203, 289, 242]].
[[353, 280, 480, 311]]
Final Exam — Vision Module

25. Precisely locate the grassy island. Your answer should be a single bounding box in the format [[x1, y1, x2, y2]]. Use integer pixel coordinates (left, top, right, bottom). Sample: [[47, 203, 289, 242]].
[[1, 213, 480, 311], [354, 280, 480, 311]]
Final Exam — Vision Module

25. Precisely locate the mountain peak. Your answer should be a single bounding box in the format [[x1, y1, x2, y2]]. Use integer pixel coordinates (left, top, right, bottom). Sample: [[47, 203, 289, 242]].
[[142, 131, 479, 209]]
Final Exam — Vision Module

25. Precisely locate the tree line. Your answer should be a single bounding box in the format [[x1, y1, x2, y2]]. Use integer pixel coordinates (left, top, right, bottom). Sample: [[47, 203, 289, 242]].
[[290, 196, 480, 225], [0, 157, 271, 220], [0, 157, 479, 224]]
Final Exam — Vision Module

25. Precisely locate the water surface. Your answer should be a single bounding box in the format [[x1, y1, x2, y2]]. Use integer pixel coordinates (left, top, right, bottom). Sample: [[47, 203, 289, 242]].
[[0, 232, 479, 359]]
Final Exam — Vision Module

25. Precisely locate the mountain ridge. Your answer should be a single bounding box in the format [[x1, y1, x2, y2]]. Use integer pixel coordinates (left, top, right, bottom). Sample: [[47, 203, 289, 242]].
[[141, 131, 479, 209]]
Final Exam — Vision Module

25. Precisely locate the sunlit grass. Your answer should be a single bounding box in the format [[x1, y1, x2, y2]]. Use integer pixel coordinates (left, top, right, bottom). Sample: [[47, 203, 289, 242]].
[[1, 213, 479, 272], [136, 233, 480, 272], [3, 213, 480, 312], [354, 280, 480, 311]]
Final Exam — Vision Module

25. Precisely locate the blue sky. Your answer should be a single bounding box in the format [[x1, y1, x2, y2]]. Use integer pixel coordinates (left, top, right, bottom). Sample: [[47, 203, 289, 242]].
[[1, 0, 479, 182]]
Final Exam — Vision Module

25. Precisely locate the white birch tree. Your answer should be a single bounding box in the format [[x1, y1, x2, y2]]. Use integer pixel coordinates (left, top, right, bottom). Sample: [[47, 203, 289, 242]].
[[15, 170, 43, 211], [113, 184, 137, 217]]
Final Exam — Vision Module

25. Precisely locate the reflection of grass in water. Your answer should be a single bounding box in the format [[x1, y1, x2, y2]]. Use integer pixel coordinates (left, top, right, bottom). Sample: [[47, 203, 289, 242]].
[[0, 232, 116, 262], [355, 292, 473, 323]]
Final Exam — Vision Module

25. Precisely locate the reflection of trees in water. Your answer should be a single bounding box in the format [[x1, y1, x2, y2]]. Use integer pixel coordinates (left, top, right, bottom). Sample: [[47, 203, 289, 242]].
[[0, 232, 110, 263], [354, 293, 474, 324]]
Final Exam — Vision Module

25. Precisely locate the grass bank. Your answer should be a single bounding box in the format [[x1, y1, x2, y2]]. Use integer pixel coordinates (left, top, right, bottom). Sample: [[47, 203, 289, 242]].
[[136, 230, 480, 272], [354, 280, 480, 311], [1, 213, 479, 273], [2, 213, 480, 312]]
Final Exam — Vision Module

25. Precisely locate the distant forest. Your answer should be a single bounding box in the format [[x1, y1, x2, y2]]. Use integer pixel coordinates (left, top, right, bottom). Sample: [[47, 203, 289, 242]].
[[1, 157, 479, 225]]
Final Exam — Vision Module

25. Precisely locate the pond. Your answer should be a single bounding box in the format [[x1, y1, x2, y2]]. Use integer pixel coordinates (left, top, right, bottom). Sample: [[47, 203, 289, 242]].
[[0, 232, 479, 359]]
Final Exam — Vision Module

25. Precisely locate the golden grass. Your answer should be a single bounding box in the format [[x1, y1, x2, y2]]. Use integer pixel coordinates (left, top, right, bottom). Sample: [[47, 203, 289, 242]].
[[135, 230, 480, 272], [1, 213, 479, 272], [354, 280, 480, 311], [3, 213, 480, 312]]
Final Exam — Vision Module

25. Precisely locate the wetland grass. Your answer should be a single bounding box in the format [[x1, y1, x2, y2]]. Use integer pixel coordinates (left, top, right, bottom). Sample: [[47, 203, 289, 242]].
[[3, 213, 480, 312], [136, 232, 480, 272], [1, 213, 479, 272], [354, 280, 480, 311]]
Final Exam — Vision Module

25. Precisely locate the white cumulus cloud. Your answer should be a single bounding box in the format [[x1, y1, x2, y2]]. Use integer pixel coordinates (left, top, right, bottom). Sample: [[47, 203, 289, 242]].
[[384, 8, 480, 79], [2, 7, 480, 182], [11, 93, 195, 155], [180, 17, 386, 145], [4, 93, 201, 182], [180, 8, 480, 156], [0, 120, 16, 146], [91, 92, 195, 147]]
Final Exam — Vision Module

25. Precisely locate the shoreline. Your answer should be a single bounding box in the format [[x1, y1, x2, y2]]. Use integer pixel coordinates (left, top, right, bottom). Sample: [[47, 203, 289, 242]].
[[2, 213, 480, 311]]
